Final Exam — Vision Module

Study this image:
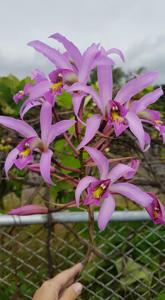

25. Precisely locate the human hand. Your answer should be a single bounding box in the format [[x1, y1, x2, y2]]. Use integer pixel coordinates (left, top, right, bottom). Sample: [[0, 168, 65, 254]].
[[32, 263, 83, 300]]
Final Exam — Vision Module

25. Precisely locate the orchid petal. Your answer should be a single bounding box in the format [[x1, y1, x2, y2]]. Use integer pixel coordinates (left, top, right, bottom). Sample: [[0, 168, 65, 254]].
[[97, 65, 112, 109], [40, 102, 52, 145], [107, 48, 125, 62], [130, 87, 163, 113], [40, 149, 53, 184], [123, 159, 140, 179], [98, 195, 115, 231], [47, 120, 75, 146], [67, 83, 104, 113], [108, 163, 135, 183], [29, 80, 50, 100], [125, 111, 145, 151], [8, 205, 48, 215], [50, 33, 82, 68], [28, 40, 71, 69], [75, 176, 96, 207], [4, 148, 19, 177], [110, 182, 152, 207], [85, 146, 109, 179], [20, 99, 42, 119], [77, 115, 101, 150], [78, 43, 99, 83], [72, 93, 84, 117], [114, 71, 159, 105], [0, 116, 37, 138]]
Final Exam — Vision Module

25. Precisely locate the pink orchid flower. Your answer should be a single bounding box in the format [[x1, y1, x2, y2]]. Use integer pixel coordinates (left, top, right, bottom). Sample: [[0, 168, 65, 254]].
[[28, 33, 124, 118], [0, 102, 75, 184], [145, 193, 165, 225], [8, 204, 48, 215], [68, 69, 163, 151], [75, 146, 153, 231]]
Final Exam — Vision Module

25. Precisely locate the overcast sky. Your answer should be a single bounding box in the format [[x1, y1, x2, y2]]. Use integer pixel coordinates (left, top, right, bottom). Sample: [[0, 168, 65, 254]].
[[0, 0, 165, 83]]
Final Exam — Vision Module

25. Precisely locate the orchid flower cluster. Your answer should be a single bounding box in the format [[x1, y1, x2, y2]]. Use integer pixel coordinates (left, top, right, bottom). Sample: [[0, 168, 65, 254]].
[[0, 33, 165, 231]]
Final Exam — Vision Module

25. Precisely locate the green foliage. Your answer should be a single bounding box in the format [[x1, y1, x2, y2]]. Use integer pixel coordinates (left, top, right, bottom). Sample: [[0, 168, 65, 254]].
[[56, 91, 72, 109]]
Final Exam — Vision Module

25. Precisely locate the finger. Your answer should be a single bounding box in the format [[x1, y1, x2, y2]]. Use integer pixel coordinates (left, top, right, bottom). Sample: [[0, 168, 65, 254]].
[[50, 263, 83, 293], [59, 282, 83, 300]]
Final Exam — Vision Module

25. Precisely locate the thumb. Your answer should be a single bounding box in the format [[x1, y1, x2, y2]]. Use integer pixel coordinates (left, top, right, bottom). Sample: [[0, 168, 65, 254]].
[[59, 282, 83, 300]]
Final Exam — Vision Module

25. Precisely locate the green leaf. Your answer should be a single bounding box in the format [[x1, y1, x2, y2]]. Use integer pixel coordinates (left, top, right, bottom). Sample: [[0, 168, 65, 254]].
[[57, 91, 72, 109], [115, 257, 153, 289]]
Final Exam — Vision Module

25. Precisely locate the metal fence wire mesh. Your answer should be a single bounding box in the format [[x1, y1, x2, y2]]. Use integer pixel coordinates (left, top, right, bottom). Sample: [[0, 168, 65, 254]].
[[0, 217, 165, 300]]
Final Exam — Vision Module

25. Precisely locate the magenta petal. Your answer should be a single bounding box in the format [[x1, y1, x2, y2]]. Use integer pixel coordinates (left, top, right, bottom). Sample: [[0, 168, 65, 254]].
[[77, 115, 101, 150], [108, 163, 135, 183], [0, 116, 37, 138], [114, 71, 159, 105], [47, 119, 75, 145], [97, 65, 112, 109], [107, 48, 125, 62], [40, 101, 52, 145], [123, 159, 140, 179], [50, 33, 82, 68], [8, 205, 48, 216], [40, 149, 53, 184], [130, 87, 163, 113], [67, 83, 104, 114], [20, 99, 42, 119], [75, 176, 96, 207], [126, 111, 145, 151], [98, 195, 115, 231], [113, 120, 128, 137], [28, 40, 71, 69], [4, 147, 19, 177], [29, 80, 50, 100], [78, 43, 99, 83], [72, 93, 84, 117], [110, 182, 152, 207], [85, 146, 109, 179]]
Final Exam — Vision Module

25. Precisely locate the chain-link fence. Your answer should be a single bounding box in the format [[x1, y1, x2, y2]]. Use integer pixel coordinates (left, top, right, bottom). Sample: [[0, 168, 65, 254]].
[[0, 211, 165, 300]]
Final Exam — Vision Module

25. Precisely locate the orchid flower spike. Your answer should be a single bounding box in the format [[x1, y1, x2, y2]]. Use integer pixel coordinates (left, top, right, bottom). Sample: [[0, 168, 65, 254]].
[[75, 146, 153, 231], [0, 102, 75, 184]]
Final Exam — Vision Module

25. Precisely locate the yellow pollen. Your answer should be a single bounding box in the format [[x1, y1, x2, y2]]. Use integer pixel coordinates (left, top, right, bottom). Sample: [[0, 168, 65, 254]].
[[92, 184, 106, 199], [111, 110, 124, 122], [155, 120, 163, 125], [153, 207, 159, 219], [50, 81, 62, 91], [20, 146, 31, 157]]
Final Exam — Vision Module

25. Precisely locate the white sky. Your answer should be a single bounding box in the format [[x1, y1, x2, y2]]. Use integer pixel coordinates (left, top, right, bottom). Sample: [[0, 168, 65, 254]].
[[0, 0, 165, 83]]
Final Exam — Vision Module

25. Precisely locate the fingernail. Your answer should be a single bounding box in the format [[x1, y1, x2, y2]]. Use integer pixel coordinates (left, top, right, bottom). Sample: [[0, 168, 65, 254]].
[[72, 282, 83, 295]]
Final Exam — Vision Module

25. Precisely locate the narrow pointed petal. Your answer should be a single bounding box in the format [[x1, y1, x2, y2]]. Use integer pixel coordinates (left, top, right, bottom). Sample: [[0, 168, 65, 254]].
[[110, 182, 152, 207], [8, 205, 48, 215], [108, 163, 135, 183], [114, 71, 159, 105], [123, 159, 140, 179], [77, 115, 101, 150], [29, 80, 50, 100], [78, 43, 99, 83], [40, 102, 52, 145], [47, 119, 75, 145], [4, 148, 19, 177], [97, 65, 112, 109], [67, 83, 104, 113], [113, 121, 128, 137], [126, 111, 145, 151], [75, 176, 96, 207], [50, 33, 82, 68], [20, 99, 42, 119], [0, 116, 37, 138], [130, 87, 163, 113], [98, 195, 115, 231], [40, 150, 53, 184], [107, 48, 125, 62], [85, 146, 109, 179], [72, 93, 84, 117], [28, 40, 71, 68]]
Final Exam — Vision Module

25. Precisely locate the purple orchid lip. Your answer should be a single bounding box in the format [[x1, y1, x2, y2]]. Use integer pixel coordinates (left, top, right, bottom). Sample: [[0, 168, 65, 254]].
[[85, 179, 111, 205]]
